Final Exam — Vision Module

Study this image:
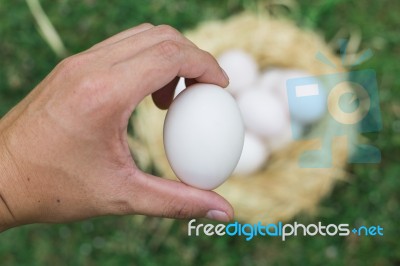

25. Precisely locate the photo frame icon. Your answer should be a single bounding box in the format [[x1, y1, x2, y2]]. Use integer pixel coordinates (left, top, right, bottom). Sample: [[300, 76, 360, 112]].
[[286, 69, 382, 168]]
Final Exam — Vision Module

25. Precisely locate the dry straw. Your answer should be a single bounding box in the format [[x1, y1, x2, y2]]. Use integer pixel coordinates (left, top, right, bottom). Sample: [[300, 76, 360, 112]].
[[130, 12, 358, 223]]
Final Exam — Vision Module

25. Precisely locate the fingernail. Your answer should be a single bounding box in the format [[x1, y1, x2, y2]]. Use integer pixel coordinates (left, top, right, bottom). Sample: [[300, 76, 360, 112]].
[[205, 210, 230, 222], [221, 67, 229, 82]]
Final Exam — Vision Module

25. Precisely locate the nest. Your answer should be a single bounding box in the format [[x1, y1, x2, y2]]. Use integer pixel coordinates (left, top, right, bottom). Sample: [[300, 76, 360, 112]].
[[130, 13, 357, 223]]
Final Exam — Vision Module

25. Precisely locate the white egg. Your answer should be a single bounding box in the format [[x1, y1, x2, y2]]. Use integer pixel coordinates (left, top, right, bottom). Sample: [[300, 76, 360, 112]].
[[217, 49, 258, 95], [164, 83, 245, 190], [233, 132, 269, 176], [237, 88, 289, 140], [257, 68, 288, 94], [173, 77, 186, 98], [267, 120, 304, 152], [258, 69, 309, 98]]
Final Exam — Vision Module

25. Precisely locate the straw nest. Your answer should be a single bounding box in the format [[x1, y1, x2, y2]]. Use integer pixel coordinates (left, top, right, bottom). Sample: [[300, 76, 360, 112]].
[[129, 12, 357, 223]]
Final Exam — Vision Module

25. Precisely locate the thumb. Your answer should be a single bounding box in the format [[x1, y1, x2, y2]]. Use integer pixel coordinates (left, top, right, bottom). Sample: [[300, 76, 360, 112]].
[[129, 170, 234, 222]]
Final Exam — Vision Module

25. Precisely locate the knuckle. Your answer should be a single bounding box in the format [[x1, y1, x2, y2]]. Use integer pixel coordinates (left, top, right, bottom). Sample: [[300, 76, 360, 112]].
[[202, 50, 216, 64], [163, 199, 194, 219], [58, 54, 108, 95], [157, 40, 181, 62], [157, 24, 181, 39], [57, 57, 74, 72], [139, 22, 154, 28], [48, 53, 117, 120], [57, 53, 98, 81], [58, 53, 87, 71]]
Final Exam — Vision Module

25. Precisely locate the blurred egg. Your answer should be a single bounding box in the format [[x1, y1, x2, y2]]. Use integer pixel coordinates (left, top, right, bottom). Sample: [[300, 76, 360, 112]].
[[237, 88, 289, 140], [173, 77, 186, 98], [267, 120, 304, 152], [257, 68, 288, 94], [258, 69, 317, 115], [164, 83, 245, 190], [233, 132, 269, 176], [260, 69, 311, 98], [218, 49, 258, 95]]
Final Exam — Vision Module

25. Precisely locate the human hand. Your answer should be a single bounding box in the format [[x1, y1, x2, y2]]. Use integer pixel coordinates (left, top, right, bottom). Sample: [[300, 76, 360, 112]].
[[0, 23, 232, 232]]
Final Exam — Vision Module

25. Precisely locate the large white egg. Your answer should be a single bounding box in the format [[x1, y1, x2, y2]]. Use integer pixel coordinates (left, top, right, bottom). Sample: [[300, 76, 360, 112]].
[[233, 132, 269, 176], [217, 49, 258, 95], [237, 88, 289, 140], [164, 83, 245, 190]]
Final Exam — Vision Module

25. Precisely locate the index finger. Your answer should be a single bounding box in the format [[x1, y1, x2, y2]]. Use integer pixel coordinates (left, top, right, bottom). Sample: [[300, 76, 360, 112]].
[[113, 41, 229, 108], [88, 23, 154, 51]]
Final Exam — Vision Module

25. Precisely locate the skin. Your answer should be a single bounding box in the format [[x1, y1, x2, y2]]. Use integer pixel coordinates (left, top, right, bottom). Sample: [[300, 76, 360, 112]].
[[0, 23, 232, 232]]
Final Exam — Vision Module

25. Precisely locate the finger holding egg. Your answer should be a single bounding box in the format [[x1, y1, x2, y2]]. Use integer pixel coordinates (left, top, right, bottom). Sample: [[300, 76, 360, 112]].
[[217, 49, 259, 96]]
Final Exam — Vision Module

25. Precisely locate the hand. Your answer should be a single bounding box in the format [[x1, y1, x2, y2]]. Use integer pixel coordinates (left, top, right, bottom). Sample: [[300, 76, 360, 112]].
[[0, 23, 232, 232]]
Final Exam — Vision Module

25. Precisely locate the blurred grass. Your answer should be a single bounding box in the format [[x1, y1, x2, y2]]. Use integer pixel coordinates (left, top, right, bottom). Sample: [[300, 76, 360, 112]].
[[0, 0, 399, 265]]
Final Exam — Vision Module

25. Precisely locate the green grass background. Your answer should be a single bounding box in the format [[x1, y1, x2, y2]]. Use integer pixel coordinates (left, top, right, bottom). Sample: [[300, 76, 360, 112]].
[[0, 0, 399, 265]]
